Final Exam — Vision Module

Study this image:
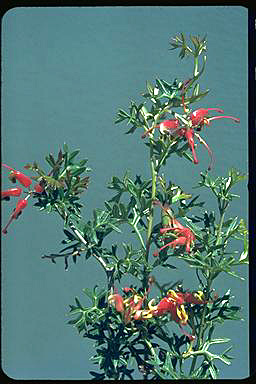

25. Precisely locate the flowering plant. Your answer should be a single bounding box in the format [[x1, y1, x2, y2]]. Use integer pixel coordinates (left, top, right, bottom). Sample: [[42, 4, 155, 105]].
[[2, 33, 248, 379]]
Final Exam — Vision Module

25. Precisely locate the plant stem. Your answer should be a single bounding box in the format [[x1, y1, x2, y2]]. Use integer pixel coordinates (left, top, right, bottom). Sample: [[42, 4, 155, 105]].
[[156, 139, 176, 173], [193, 55, 199, 77], [189, 275, 212, 375], [189, 205, 226, 375], [130, 208, 146, 251], [216, 208, 226, 246], [145, 138, 157, 261], [134, 224, 147, 250]]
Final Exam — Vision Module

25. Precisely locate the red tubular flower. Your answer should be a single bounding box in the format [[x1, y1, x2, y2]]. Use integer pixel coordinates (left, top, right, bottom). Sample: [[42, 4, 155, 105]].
[[2, 198, 28, 234], [11, 198, 28, 218], [1, 187, 23, 199], [152, 297, 188, 325], [34, 183, 44, 193], [184, 128, 198, 164], [123, 287, 133, 293], [190, 108, 240, 128], [142, 108, 239, 170], [108, 288, 146, 324], [2, 164, 32, 188], [189, 108, 240, 170], [150, 289, 207, 340], [167, 290, 185, 305], [153, 297, 175, 316], [157, 219, 195, 254], [182, 291, 207, 304], [158, 119, 181, 135], [108, 286, 207, 341], [190, 108, 224, 126], [136, 295, 195, 340], [108, 293, 124, 313]]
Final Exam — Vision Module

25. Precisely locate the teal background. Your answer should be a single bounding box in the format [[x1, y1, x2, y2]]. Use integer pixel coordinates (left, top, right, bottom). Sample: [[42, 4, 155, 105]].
[[1, 6, 248, 379]]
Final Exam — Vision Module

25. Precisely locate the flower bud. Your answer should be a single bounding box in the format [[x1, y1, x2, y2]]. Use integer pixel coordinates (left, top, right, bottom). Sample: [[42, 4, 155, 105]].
[[1, 187, 22, 199]]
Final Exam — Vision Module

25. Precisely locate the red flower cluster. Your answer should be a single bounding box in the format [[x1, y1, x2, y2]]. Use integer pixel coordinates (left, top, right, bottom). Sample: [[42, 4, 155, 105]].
[[141, 108, 240, 170], [154, 217, 195, 256], [1, 163, 44, 234], [146, 289, 207, 340], [150, 289, 206, 320], [108, 287, 147, 324], [109, 286, 207, 340]]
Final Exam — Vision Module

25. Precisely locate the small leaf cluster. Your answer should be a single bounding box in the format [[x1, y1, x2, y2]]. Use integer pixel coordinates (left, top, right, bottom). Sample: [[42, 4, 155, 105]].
[[68, 286, 107, 333], [205, 289, 242, 326], [198, 168, 248, 212], [107, 173, 151, 220], [26, 144, 90, 221], [41, 228, 85, 270], [170, 33, 207, 59]]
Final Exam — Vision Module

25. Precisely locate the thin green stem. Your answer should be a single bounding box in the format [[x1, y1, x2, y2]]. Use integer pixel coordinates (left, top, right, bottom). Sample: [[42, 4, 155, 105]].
[[190, 203, 227, 376], [193, 55, 199, 77], [156, 139, 176, 173], [189, 275, 212, 375], [132, 223, 146, 251], [216, 207, 226, 246], [145, 138, 157, 261]]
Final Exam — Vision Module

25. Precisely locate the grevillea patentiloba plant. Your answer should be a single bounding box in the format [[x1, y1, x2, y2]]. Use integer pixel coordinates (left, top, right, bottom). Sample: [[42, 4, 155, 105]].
[[2, 33, 248, 379]]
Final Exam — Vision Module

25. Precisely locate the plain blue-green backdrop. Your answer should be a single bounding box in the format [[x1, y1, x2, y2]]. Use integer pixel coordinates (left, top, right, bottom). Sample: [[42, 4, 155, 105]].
[[1, 6, 248, 379]]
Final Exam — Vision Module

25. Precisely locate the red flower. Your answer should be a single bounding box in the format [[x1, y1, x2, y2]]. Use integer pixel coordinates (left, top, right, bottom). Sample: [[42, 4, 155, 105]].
[[135, 295, 195, 340], [33, 183, 44, 193], [182, 291, 207, 304], [108, 287, 146, 324], [158, 298, 188, 325], [142, 107, 239, 170], [2, 198, 28, 234], [190, 108, 240, 128], [183, 127, 199, 164], [189, 108, 240, 169], [148, 292, 188, 326], [2, 164, 32, 188], [167, 289, 186, 305], [1, 187, 23, 200], [108, 287, 207, 341], [154, 218, 195, 256], [108, 293, 124, 313], [147, 289, 207, 340]]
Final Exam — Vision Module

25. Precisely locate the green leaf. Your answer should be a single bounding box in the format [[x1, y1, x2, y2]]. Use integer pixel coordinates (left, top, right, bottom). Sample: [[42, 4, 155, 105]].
[[146, 80, 154, 95], [69, 149, 80, 161], [75, 297, 84, 309], [108, 222, 122, 233], [82, 288, 94, 300], [63, 229, 76, 241], [192, 83, 200, 96], [63, 143, 69, 153], [89, 371, 105, 380], [225, 216, 238, 237], [239, 234, 248, 263], [45, 155, 55, 168], [225, 270, 245, 280], [206, 338, 231, 346], [162, 263, 177, 269], [41, 175, 64, 189], [208, 364, 218, 379]]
